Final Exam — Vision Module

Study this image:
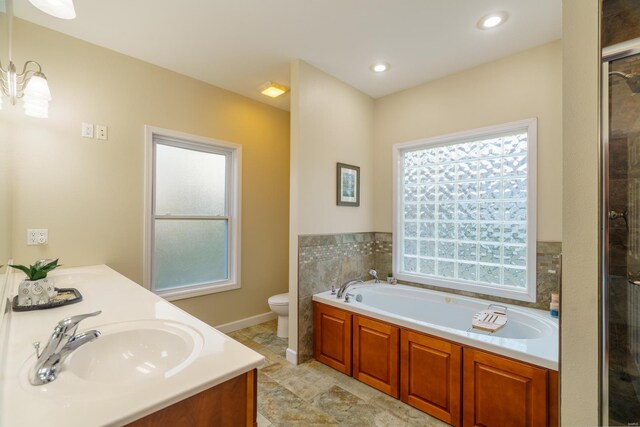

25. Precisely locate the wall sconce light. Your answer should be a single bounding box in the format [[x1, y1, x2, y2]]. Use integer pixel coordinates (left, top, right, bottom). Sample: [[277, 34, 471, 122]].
[[28, 0, 76, 20], [0, 0, 54, 118]]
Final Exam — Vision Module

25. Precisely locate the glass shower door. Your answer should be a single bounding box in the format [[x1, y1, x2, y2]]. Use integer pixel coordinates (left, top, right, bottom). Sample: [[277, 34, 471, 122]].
[[604, 48, 640, 426]]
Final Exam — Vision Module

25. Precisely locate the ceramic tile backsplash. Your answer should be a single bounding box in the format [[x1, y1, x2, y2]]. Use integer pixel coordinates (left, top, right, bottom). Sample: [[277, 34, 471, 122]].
[[298, 232, 562, 363]]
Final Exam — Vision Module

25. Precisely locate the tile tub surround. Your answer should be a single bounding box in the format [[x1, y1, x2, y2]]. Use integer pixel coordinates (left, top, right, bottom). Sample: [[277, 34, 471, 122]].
[[374, 234, 562, 311], [297, 233, 561, 362], [228, 320, 448, 427], [298, 233, 377, 362]]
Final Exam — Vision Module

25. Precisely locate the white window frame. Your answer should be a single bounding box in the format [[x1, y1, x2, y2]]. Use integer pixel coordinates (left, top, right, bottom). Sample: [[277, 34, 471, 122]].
[[392, 118, 537, 302], [144, 126, 242, 301]]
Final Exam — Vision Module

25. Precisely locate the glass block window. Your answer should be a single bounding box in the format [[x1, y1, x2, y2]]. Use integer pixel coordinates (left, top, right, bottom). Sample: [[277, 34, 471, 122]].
[[145, 128, 241, 300], [394, 119, 537, 302]]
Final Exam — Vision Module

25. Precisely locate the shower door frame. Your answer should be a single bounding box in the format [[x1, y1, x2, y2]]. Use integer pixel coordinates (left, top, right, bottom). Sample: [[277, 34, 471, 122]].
[[601, 36, 640, 426]]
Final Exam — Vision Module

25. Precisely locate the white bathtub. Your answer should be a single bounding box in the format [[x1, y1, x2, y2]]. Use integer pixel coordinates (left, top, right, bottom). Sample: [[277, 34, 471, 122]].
[[312, 283, 558, 370]]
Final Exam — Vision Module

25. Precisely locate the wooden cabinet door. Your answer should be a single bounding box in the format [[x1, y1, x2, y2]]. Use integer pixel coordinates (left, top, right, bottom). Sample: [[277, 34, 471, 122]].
[[400, 329, 462, 426], [313, 302, 352, 375], [463, 348, 548, 427], [353, 315, 399, 398]]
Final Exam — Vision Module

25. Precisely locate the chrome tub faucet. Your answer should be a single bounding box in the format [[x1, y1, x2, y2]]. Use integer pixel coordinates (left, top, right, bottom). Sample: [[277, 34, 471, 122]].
[[369, 269, 380, 283], [31, 311, 102, 385], [336, 280, 363, 299]]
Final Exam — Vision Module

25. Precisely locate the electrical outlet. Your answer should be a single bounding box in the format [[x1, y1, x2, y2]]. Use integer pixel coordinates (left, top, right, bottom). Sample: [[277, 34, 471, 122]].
[[81, 123, 94, 138], [27, 229, 48, 246], [96, 125, 108, 140]]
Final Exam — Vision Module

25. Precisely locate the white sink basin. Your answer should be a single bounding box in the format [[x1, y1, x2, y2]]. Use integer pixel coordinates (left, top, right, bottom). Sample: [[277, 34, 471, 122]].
[[66, 320, 204, 384], [21, 319, 204, 396]]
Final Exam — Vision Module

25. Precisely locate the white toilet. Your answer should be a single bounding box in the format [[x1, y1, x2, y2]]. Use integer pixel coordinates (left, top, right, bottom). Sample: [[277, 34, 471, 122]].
[[268, 293, 289, 338]]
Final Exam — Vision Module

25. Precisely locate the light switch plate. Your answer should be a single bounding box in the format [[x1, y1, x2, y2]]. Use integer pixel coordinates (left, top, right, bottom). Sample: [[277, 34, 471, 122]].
[[81, 123, 94, 138]]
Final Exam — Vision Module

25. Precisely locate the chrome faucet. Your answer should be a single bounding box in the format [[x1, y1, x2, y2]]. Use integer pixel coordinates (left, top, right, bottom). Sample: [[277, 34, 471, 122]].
[[369, 269, 380, 283], [31, 311, 102, 385], [336, 280, 363, 299]]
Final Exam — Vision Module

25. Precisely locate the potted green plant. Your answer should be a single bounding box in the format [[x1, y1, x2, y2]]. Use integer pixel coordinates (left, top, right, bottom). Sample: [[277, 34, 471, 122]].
[[387, 272, 394, 284], [9, 259, 60, 306]]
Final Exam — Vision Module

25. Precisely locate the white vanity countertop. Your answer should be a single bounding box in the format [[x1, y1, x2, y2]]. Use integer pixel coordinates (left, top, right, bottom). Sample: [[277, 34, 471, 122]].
[[0, 265, 265, 427]]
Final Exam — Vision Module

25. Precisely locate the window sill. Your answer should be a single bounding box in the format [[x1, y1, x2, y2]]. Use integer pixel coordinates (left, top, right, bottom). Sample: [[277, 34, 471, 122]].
[[154, 281, 241, 301]]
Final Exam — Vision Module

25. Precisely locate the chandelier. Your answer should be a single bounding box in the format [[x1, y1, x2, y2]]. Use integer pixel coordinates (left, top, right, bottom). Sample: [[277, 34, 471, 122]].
[[0, 0, 75, 118]]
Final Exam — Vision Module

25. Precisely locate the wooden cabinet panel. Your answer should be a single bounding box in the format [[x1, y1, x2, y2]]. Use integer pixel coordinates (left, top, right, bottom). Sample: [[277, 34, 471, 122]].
[[353, 315, 399, 398], [400, 329, 462, 426], [463, 348, 548, 427], [313, 302, 352, 375], [127, 369, 257, 427], [548, 369, 559, 427]]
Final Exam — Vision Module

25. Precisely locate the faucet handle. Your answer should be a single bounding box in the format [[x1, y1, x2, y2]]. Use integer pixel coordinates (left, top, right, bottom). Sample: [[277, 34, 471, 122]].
[[33, 341, 41, 359], [331, 285, 336, 295], [57, 310, 102, 333]]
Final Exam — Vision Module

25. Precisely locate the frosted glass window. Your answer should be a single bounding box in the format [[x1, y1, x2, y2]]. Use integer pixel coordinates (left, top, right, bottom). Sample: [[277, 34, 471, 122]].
[[156, 144, 227, 216], [146, 130, 240, 300], [395, 120, 536, 302], [154, 220, 228, 290]]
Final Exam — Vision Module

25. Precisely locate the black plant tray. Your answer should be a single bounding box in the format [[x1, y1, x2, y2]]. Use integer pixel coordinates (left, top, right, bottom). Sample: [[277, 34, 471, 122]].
[[12, 288, 83, 312]]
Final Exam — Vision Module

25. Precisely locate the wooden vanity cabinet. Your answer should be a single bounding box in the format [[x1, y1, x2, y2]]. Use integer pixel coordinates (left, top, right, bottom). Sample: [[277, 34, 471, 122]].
[[313, 302, 352, 375], [400, 329, 462, 427], [463, 348, 549, 427], [127, 369, 257, 427], [353, 314, 400, 398]]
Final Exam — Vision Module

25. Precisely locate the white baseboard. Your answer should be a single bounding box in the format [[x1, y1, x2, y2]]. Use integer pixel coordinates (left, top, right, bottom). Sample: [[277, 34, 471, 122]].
[[215, 311, 276, 334], [286, 348, 297, 365]]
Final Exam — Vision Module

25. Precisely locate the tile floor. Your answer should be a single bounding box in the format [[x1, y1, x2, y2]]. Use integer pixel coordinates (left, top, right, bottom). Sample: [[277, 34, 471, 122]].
[[226, 320, 450, 427]]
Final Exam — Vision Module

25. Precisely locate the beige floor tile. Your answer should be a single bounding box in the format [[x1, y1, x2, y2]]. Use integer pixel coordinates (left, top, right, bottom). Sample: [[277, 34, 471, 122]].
[[256, 412, 272, 427], [274, 367, 336, 401], [258, 378, 338, 426]]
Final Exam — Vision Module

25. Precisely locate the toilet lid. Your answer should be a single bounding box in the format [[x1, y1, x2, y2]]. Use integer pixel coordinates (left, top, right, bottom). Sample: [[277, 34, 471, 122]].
[[268, 293, 289, 306]]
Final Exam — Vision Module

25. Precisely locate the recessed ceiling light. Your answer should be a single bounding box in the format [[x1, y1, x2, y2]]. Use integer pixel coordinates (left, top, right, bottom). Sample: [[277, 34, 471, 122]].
[[370, 63, 390, 73], [477, 12, 508, 30], [260, 81, 288, 98]]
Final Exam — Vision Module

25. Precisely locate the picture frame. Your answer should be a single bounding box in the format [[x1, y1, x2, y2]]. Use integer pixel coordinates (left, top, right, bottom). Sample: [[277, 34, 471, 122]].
[[336, 162, 360, 206]]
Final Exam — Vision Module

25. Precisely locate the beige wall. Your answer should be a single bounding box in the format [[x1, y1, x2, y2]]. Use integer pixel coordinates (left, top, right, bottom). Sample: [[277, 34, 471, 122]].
[[295, 61, 375, 235], [288, 59, 375, 357], [6, 19, 290, 326], [0, 14, 10, 272], [561, 0, 601, 424], [373, 41, 563, 242], [0, 115, 10, 272]]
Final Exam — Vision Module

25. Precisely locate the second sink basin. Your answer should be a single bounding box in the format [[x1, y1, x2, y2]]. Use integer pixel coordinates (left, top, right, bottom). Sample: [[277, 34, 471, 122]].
[[66, 320, 204, 384]]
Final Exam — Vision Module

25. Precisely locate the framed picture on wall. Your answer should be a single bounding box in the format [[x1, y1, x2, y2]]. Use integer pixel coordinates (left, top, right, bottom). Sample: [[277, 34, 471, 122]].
[[337, 163, 360, 207]]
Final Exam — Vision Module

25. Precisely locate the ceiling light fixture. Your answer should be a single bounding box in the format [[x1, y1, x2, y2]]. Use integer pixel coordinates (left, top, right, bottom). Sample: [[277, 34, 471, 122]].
[[0, 0, 53, 118], [260, 81, 288, 98], [370, 63, 390, 73], [477, 12, 508, 30], [28, 0, 77, 20]]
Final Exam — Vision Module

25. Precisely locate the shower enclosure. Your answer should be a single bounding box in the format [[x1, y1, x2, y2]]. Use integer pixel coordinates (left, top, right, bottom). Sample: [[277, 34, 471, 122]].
[[603, 38, 640, 426]]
